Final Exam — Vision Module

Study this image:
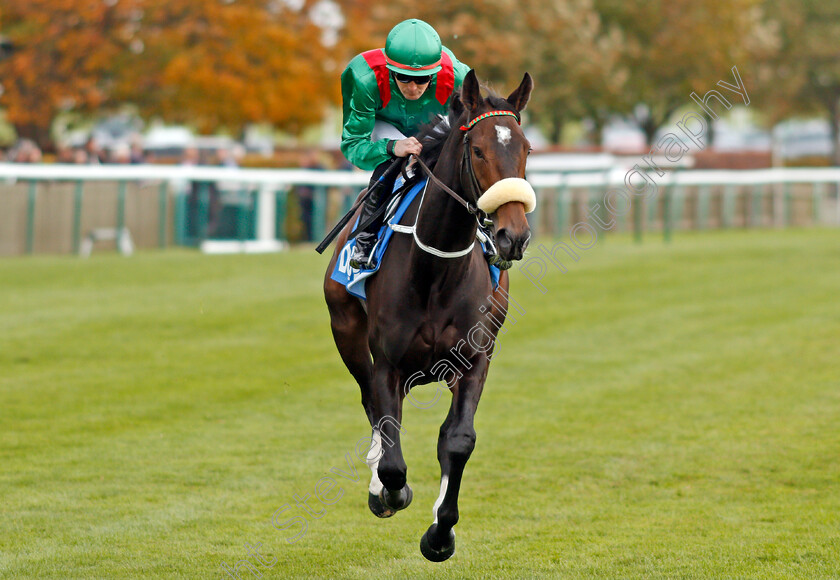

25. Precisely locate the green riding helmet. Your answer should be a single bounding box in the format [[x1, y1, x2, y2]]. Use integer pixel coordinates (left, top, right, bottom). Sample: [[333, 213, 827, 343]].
[[384, 19, 443, 76]]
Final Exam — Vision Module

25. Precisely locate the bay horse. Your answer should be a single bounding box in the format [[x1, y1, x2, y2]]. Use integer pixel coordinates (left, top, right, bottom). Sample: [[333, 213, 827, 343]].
[[324, 70, 534, 561]]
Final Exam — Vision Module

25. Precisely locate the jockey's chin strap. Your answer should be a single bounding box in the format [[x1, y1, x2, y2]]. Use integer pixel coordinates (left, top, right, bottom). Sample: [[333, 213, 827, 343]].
[[401, 109, 521, 260]]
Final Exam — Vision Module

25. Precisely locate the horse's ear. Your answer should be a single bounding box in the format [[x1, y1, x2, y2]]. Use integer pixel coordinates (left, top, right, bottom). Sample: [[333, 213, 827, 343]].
[[450, 91, 464, 118], [461, 69, 481, 111], [507, 72, 533, 113]]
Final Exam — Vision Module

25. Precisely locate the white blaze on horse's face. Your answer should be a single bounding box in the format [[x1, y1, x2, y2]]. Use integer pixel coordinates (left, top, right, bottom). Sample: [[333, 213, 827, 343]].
[[495, 125, 512, 147]]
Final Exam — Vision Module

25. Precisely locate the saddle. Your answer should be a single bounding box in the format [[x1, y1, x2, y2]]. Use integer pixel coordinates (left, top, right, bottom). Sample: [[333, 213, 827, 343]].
[[331, 177, 429, 300], [331, 176, 502, 301]]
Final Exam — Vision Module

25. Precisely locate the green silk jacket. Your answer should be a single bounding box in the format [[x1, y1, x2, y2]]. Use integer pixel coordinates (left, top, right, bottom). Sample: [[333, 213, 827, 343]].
[[340, 46, 471, 170]]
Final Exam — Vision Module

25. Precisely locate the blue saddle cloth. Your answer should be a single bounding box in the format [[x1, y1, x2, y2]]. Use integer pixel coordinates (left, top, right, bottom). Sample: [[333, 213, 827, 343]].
[[331, 178, 501, 300]]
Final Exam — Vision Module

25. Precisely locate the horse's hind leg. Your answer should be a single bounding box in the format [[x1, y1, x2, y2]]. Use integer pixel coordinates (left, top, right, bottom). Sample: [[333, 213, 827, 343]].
[[420, 368, 486, 562], [325, 279, 374, 422]]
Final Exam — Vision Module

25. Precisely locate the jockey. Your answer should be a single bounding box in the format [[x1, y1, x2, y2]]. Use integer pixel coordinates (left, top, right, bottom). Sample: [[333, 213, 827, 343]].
[[340, 19, 471, 269]]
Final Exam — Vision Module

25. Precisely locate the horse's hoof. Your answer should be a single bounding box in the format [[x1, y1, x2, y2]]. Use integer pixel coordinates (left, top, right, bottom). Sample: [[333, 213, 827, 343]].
[[380, 484, 413, 512], [368, 491, 397, 518], [420, 524, 455, 562]]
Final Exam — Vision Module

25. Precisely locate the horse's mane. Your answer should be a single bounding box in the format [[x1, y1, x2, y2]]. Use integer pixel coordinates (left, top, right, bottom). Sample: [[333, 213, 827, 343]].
[[415, 88, 514, 173]]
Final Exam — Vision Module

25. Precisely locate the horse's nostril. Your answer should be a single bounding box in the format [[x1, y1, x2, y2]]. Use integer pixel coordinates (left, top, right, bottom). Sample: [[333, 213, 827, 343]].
[[496, 229, 513, 254]]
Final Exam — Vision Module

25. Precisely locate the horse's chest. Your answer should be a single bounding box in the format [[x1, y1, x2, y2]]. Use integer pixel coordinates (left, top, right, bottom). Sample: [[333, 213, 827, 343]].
[[383, 315, 478, 373], [417, 320, 464, 355], [368, 263, 492, 372]]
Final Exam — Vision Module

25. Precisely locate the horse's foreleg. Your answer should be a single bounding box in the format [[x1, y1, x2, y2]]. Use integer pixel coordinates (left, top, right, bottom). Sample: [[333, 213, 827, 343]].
[[421, 369, 486, 562], [366, 364, 413, 518]]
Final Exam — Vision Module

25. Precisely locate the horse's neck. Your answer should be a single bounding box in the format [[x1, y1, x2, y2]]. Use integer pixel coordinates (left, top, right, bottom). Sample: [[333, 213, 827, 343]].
[[413, 145, 477, 259]]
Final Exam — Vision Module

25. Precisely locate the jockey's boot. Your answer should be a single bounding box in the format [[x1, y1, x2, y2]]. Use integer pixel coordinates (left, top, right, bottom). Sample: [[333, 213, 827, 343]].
[[350, 230, 378, 270], [349, 180, 387, 270], [349, 158, 403, 269]]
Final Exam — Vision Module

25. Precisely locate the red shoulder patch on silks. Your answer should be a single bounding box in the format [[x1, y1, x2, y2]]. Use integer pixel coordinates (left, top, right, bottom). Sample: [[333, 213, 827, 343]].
[[361, 49, 391, 107], [435, 51, 455, 106]]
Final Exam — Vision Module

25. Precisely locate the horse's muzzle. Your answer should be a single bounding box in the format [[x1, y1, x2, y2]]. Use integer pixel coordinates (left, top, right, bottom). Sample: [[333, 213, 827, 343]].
[[495, 227, 530, 261]]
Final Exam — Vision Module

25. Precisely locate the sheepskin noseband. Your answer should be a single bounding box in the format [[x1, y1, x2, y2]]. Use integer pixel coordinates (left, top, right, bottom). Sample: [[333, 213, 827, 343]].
[[476, 178, 536, 214]]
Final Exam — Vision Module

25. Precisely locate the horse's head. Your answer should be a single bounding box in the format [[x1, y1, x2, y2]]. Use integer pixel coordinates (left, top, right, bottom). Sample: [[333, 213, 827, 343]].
[[456, 70, 535, 263]]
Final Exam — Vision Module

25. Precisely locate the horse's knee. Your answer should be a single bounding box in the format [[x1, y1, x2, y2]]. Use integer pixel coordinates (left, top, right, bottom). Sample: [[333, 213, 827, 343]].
[[445, 429, 476, 460]]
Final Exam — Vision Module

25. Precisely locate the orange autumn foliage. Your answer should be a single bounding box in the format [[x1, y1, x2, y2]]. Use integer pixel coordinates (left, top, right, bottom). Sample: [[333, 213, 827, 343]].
[[0, 0, 134, 145], [120, 0, 339, 135], [0, 0, 343, 145]]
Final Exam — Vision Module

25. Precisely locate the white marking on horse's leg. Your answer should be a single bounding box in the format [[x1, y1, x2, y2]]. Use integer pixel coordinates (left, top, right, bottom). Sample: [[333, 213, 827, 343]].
[[496, 125, 512, 147], [367, 429, 384, 495], [432, 475, 449, 524]]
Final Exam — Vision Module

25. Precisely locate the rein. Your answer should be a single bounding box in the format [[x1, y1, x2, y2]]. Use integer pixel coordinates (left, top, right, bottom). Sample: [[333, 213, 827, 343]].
[[399, 109, 521, 260], [413, 156, 478, 216], [413, 109, 521, 217]]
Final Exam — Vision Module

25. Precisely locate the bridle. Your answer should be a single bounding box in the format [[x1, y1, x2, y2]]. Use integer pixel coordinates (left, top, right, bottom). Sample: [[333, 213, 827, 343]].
[[459, 109, 520, 209], [398, 109, 521, 259], [413, 109, 521, 218]]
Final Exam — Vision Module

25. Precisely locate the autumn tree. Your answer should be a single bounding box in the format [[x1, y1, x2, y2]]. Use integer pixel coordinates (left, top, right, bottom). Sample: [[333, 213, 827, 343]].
[[354, 0, 526, 90], [596, 0, 769, 145], [0, 0, 347, 146], [519, 0, 627, 144], [331, 0, 391, 60], [755, 0, 840, 164], [118, 0, 341, 135], [0, 0, 137, 147], [370, 0, 626, 144]]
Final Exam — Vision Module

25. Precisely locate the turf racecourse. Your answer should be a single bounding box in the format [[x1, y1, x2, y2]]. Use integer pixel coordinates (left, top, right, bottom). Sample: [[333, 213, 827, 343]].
[[1, 229, 839, 579]]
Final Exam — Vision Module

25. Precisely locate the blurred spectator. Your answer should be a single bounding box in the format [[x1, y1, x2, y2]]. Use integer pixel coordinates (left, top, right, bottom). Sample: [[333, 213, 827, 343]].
[[72, 149, 89, 164], [85, 137, 105, 164], [8, 139, 43, 163], [182, 146, 200, 166], [232, 144, 246, 165], [108, 143, 132, 164], [129, 138, 146, 164], [56, 145, 75, 164], [296, 149, 325, 242], [216, 147, 238, 168], [215, 144, 246, 168], [182, 146, 221, 238]]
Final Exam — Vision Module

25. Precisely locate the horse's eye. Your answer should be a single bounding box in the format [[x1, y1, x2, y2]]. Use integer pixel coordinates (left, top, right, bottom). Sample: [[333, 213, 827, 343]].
[[472, 146, 484, 159], [527, 147, 533, 156]]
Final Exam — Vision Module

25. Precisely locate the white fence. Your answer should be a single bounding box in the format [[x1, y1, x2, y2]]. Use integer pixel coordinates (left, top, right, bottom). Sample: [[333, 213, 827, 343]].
[[1, 163, 838, 255]]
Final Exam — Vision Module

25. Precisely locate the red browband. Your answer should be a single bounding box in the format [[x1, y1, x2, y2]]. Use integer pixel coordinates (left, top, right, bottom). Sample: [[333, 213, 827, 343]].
[[460, 110, 520, 131]]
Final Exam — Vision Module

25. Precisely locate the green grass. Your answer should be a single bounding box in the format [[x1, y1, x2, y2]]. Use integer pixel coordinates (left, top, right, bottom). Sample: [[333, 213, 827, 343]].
[[1, 229, 839, 579]]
